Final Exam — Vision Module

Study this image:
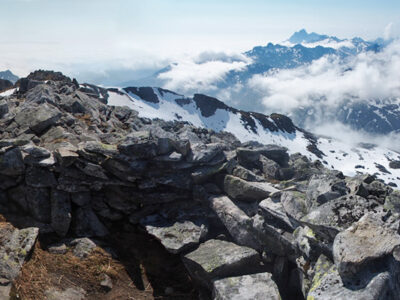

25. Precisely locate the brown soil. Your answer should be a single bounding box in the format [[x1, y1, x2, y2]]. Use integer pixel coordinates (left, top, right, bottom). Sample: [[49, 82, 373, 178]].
[[11, 227, 199, 300]]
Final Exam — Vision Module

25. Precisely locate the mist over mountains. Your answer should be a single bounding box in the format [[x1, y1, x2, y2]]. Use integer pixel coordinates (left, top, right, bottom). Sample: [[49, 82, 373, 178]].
[[125, 29, 400, 146]]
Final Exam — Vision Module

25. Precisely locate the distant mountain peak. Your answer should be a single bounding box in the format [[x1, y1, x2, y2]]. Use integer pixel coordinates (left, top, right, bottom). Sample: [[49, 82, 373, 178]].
[[0, 70, 19, 84], [288, 29, 331, 44]]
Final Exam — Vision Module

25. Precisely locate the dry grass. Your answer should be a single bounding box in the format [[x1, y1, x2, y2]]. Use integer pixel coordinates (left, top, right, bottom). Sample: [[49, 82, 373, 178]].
[[12, 243, 154, 300], [76, 114, 93, 126]]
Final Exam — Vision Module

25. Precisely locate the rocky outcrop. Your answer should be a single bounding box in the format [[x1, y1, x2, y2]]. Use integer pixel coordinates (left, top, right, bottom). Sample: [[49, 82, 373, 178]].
[[0, 70, 397, 299]]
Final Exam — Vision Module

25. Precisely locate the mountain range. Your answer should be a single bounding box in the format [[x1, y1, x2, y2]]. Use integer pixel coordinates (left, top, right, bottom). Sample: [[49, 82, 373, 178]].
[[0, 70, 19, 84], [127, 30, 400, 137]]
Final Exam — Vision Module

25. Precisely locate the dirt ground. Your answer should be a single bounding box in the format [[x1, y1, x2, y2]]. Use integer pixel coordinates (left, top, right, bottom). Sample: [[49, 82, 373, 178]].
[[11, 227, 199, 300]]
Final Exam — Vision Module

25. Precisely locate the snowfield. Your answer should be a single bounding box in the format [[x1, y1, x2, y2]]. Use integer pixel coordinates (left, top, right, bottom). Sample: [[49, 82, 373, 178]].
[[107, 88, 400, 188]]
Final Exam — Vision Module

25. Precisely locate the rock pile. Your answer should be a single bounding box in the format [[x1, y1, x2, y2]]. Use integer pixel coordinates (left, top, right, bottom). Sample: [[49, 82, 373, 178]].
[[0, 70, 398, 299]]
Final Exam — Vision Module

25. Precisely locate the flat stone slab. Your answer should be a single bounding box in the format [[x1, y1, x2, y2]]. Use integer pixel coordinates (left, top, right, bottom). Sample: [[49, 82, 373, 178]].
[[213, 272, 281, 300], [183, 239, 261, 289], [141, 215, 208, 254], [223, 175, 279, 202]]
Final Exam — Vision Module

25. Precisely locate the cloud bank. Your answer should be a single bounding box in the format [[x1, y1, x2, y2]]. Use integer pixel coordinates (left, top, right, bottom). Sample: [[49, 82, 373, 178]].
[[158, 52, 250, 92], [249, 41, 400, 113]]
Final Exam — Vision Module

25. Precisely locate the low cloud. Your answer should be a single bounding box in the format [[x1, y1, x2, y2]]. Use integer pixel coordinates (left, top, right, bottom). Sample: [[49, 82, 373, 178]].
[[158, 52, 250, 92], [249, 41, 400, 114], [313, 121, 400, 152]]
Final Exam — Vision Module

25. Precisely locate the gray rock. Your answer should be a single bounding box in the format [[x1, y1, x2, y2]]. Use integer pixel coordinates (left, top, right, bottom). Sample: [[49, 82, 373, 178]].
[[0, 99, 8, 118], [281, 191, 309, 221], [252, 213, 297, 258], [223, 175, 279, 202], [389, 160, 400, 169], [333, 212, 400, 280], [346, 177, 369, 198], [155, 151, 182, 162], [78, 161, 108, 180], [0, 148, 25, 176], [48, 243, 68, 254], [307, 174, 348, 206], [118, 131, 157, 158], [25, 166, 57, 187], [301, 195, 380, 241], [237, 145, 289, 168], [0, 225, 38, 285], [192, 162, 227, 184], [70, 237, 97, 259], [45, 287, 86, 300], [232, 165, 263, 182], [259, 197, 297, 232], [100, 274, 113, 291], [73, 207, 108, 237], [51, 189, 72, 237], [213, 272, 281, 300], [260, 156, 280, 179], [22, 145, 51, 159], [307, 255, 393, 300], [141, 215, 208, 254], [384, 190, 400, 213], [27, 187, 51, 223], [188, 143, 225, 164], [54, 144, 79, 167], [209, 195, 261, 250], [70, 192, 91, 206], [14, 103, 61, 134], [183, 239, 262, 289], [365, 180, 392, 199]]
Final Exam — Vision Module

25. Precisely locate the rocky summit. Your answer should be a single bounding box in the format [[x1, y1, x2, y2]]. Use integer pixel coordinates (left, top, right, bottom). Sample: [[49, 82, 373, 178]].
[[0, 70, 397, 299]]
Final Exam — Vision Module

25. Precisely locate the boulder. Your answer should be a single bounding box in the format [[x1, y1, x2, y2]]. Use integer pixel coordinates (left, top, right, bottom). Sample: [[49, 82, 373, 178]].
[[141, 215, 208, 254], [209, 195, 261, 250], [187, 143, 225, 165], [70, 238, 97, 259], [333, 212, 400, 280], [0, 99, 8, 118], [118, 131, 157, 158], [281, 191, 309, 221], [384, 190, 400, 213], [236, 145, 289, 168], [183, 239, 262, 289], [301, 195, 380, 241], [259, 197, 297, 232], [252, 213, 297, 258], [232, 165, 263, 182], [0, 223, 38, 297], [0, 148, 25, 176], [213, 272, 281, 300], [14, 103, 61, 134], [54, 144, 79, 167], [307, 174, 348, 206], [223, 175, 279, 202], [307, 255, 393, 300]]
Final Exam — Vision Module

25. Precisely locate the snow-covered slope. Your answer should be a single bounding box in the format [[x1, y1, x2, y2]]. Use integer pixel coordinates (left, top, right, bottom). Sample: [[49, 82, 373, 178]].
[[106, 87, 400, 187]]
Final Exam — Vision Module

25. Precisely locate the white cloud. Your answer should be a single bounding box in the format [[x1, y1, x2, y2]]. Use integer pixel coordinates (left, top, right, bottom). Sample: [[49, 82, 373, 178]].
[[248, 41, 400, 114], [158, 52, 250, 92]]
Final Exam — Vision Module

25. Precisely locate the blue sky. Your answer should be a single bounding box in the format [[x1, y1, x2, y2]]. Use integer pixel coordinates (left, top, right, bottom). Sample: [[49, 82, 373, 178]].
[[0, 0, 399, 79]]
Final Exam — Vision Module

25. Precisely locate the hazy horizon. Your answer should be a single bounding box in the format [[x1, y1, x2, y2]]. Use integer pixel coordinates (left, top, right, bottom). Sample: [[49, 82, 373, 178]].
[[2, 0, 400, 83]]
